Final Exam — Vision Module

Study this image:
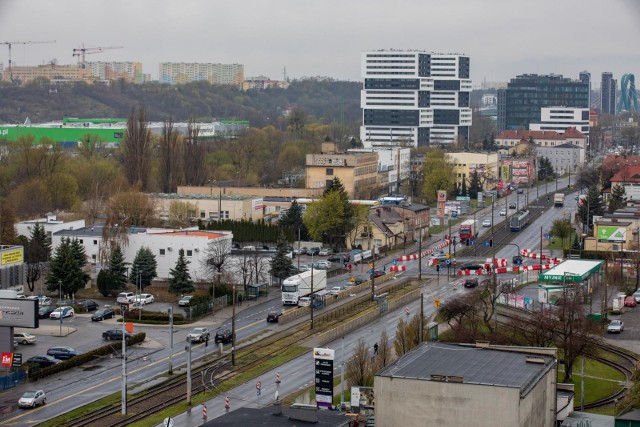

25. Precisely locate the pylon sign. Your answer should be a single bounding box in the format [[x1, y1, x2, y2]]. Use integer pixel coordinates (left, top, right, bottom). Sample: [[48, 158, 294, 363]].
[[313, 348, 335, 409]]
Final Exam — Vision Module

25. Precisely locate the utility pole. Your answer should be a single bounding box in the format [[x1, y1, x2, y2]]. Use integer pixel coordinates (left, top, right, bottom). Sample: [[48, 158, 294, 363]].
[[186, 338, 192, 404], [310, 259, 314, 330], [121, 312, 127, 415], [168, 306, 174, 374], [418, 228, 422, 280], [419, 293, 424, 343], [231, 283, 236, 365]]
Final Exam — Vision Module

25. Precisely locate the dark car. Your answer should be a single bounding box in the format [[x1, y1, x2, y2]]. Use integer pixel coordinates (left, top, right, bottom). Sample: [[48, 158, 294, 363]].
[[26, 355, 61, 368], [371, 270, 385, 278], [353, 276, 367, 285], [77, 300, 99, 312], [327, 253, 347, 263], [517, 189, 524, 194], [214, 328, 233, 344], [38, 306, 57, 319], [102, 329, 132, 341], [46, 347, 80, 360], [266, 311, 280, 322], [508, 203, 516, 209], [460, 264, 484, 271], [308, 247, 320, 256], [91, 308, 115, 321], [463, 278, 479, 288]]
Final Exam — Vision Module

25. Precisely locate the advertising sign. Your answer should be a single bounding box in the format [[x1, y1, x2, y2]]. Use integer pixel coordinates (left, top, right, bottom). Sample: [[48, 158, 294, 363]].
[[314, 348, 334, 408], [437, 191, 447, 202], [512, 169, 529, 176], [252, 198, 264, 211], [512, 161, 529, 168], [1, 248, 23, 266], [1, 352, 13, 367], [501, 165, 511, 181], [350, 386, 375, 412], [0, 298, 38, 328], [598, 226, 627, 242]]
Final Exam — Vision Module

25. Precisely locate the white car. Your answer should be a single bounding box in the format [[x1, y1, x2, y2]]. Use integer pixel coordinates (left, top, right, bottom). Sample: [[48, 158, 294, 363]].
[[499, 209, 507, 216], [316, 261, 332, 270], [178, 295, 193, 306], [134, 293, 155, 305], [482, 219, 491, 227], [14, 332, 37, 345], [18, 390, 46, 408], [607, 320, 624, 333], [116, 292, 136, 304], [328, 286, 344, 295], [187, 327, 210, 343], [50, 306, 74, 319], [298, 297, 311, 307], [319, 248, 333, 256], [633, 290, 640, 303], [38, 296, 52, 306]]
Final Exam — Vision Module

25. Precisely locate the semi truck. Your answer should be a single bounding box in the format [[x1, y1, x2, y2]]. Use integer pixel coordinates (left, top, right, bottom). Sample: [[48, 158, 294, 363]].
[[458, 219, 477, 243], [554, 193, 565, 207], [281, 269, 327, 305]]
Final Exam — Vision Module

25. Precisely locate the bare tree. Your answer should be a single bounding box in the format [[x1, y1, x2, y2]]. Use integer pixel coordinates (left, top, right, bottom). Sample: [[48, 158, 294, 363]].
[[167, 200, 198, 228], [202, 238, 233, 290], [373, 329, 393, 370], [346, 338, 374, 388], [123, 106, 152, 190], [393, 317, 414, 357], [184, 119, 207, 186], [507, 309, 556, 348], [159, 117, 183, 193]]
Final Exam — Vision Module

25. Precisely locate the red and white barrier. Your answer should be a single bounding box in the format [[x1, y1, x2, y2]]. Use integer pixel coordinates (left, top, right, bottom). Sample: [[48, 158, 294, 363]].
[[520, 249, 563, 264], [457, 263, 556, 276], [389, 265, 407, 272], [397, 239, 450, 261]]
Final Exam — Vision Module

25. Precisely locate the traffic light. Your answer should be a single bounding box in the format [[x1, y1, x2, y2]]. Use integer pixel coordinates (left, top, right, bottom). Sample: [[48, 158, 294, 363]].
[[488, 239, 493, 247], [436, 265, 440, 272], [453, 236, 457, 245], [547, 196, 550, 202]]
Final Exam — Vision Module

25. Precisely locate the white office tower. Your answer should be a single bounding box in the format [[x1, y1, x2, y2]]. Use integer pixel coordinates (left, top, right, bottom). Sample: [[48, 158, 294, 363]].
[[360, 50, 472, 149]]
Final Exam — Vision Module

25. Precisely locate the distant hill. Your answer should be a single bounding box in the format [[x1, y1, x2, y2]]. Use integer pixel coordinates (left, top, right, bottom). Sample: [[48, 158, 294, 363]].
[[0, 78, 362, 127]]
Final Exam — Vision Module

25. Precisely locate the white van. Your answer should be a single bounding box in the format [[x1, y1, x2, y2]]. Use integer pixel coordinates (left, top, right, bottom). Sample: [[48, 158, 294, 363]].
[[116, 292, 135, 304]]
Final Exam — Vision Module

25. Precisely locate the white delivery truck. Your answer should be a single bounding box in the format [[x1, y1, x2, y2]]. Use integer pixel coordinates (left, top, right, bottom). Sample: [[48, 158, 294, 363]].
[[553, 193, 565, 207], [281, 269, 327, 305]]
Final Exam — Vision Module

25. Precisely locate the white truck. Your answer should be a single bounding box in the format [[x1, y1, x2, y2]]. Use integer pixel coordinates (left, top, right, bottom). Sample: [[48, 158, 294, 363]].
[[553, 193, 565, 207], [281, 269, 327, 306]]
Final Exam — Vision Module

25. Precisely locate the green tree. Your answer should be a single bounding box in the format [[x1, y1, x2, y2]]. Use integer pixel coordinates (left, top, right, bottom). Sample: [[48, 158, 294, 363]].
[[270, 232, 295, 285], [304, 190, 349, 248], [24, 223, 51, 293], [550, 218, 573, 250], [577, 186, 604, 231], [460, 177, 468, 197], [46, 238, 89, 299], [108, 244, 128, 292], [468, 171, 481, 199], [279, 199, 307, 240], [538, 156, 555, 181], [168, 249, 194, 295], [608, 184, 627, 213], [96, 268, 114, 298], [130, 246, 158, 290], [420, 149, 455, 204]]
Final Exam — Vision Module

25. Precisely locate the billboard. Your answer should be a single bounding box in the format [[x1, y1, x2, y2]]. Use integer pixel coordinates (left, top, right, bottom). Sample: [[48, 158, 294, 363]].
[[598, 226, 627, 242], [0, 298, 38, 328], [1, 248, 23, 266], [512, 161, 529, 168], [501, 165, 511, 181], [252, 198, 264, 211], [314, 348, 334, 409]]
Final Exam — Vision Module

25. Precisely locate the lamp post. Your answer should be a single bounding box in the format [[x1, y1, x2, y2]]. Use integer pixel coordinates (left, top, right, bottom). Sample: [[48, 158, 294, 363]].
[[121, 307, 127, 415], [231, 281, 237, 365], [310, 254, 315, 329]]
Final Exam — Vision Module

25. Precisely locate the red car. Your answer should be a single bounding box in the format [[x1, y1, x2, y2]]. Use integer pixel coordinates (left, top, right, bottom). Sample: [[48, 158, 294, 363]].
[[624, 296, 637, 307]]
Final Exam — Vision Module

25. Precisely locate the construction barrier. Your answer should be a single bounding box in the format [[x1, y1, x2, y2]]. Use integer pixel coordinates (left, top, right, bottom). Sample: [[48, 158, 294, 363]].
[[389, 265, 407, 272], [457, 263, 556, 276], [397, 239, 450, 261]]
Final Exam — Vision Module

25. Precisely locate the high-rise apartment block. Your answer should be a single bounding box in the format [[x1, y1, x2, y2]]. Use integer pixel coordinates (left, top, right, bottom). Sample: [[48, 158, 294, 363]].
[[87, 62, 144, 83], [360, 50, 472, 149], [159, 63, 244, 86], [497, 74, 589, 133], [600, 72, 617, 114]]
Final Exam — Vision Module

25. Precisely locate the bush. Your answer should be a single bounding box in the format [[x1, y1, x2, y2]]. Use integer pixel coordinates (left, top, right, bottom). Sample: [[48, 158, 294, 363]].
[[123, 310, 184, 323], [27, 333, 146, 381]]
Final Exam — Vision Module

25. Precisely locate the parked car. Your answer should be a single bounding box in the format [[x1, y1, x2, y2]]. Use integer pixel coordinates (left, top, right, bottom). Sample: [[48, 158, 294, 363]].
[[607, 320, 624, 333], [18, 390, 46, 408], [328, 253, 349, 263], [116, 292, 136, 304], [77, 300, 99, 312], [624, 296, 637, 307], [499, 209, 507, 216], [38, 306, 57, 319], [429, 252, 447, 263], [91, 308, 115, 321], [38, 296, 52, 306], [296, 265, 310, 273], [294, 246, 308, 255], [308, 247, 321, 256], [633, 290, 640, 303], [463, 278, 479, 288], [26, 355, 60, 368], [14, 332, 37, 345], [319, 248, 333, 256], [214, 328, 233, 344], [187, 327, 210, 343], [178, 295, 193, 306], [134, 293, 155, 305], [509, 203, 516, 210], [316, 261, 332, 270], [50, 306, 74, 319], [47, 346, 80, 360], [482, 219, 491, 227], [102, 329, 132, 341], [517, 189, 524, 194], [266, 311, 281, 322], [298, 297, 311, 307]]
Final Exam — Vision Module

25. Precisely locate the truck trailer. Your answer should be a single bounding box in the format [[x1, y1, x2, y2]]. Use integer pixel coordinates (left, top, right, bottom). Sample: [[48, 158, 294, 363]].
[[458, 219, 477, 243], [554, 193, 565, 207], [281, 269, 327, 305]]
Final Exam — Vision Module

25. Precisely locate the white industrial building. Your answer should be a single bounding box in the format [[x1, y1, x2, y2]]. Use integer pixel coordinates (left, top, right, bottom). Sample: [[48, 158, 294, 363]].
[[15, 215, 86, 240], [51, 226, 232, 280], [360, 50, 472, 149]]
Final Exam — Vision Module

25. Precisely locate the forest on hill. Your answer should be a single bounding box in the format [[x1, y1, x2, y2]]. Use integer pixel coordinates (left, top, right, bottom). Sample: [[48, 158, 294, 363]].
[[0, 78, 363, 128]]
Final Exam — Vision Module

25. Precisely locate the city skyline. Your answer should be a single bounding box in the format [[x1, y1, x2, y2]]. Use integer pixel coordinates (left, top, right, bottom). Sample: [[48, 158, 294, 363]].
[[1, 0, 638, 85]]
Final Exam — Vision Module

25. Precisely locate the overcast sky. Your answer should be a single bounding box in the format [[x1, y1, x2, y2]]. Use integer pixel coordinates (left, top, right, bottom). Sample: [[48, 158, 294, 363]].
[[1, 0, 638, 87]]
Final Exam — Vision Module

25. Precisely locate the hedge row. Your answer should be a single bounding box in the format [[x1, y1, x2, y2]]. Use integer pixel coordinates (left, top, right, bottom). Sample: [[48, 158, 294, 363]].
[[123, 310, 185, 322], [27, 333, 146, 381]]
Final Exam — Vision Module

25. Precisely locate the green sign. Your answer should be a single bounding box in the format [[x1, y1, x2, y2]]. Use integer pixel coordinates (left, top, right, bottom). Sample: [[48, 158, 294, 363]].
[[538, 274, 584, 283], [597, 226, 627, 242]]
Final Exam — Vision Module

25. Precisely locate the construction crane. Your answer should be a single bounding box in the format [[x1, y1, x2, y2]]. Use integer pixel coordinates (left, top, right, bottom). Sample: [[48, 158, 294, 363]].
[[72, 45, 123, 69], [1, 40, 56, 82]]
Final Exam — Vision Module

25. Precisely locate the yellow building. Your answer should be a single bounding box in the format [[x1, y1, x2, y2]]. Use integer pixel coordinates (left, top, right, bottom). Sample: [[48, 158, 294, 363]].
[[447, 152, 500, 189], [305, 143, 380, 199], [3, 64, 89, 83]]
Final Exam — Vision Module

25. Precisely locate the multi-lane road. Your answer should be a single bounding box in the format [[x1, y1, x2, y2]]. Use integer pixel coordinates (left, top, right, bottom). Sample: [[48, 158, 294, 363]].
[[1, 177, 578, 426]]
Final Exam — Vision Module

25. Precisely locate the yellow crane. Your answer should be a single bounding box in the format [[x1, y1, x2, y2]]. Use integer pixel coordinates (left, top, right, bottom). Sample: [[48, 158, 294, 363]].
[[72, 45, 123, 69], [1, 40, 56, 82]]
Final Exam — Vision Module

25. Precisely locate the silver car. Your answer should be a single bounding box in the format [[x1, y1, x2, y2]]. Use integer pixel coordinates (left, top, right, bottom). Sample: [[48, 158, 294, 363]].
[[607, 320, 624, 333], [14, 332, 37, 345], [18, 390, 46, 408]]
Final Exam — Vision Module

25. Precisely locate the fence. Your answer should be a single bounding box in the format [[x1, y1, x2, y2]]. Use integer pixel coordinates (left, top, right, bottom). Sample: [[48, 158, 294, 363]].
[[0, 370, 26, 390], [183, 294, 228, 320]]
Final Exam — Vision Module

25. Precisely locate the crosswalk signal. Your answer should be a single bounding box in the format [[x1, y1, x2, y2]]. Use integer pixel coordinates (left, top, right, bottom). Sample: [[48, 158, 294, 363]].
[[489, 239, 493, 247]]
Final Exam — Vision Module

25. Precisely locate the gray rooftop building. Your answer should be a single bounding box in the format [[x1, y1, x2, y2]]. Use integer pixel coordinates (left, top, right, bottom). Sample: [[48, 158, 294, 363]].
[[375, 342, 558, 427]]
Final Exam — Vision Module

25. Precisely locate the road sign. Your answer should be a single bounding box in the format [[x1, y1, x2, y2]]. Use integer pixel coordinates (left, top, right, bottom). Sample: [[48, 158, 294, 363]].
[[446, 253, 451, 260], [445, 259, 451, 266], [469, 240, 475, 246], [256, 381, 262, 390], [392, 258, 398, 266], [434, 298, 440, 308], [451, 211, 458, 219], [164, 417, 174, 427], [484, 240, 491, 247], [11, 353, 22, 367], [257, 389, 261, 396]]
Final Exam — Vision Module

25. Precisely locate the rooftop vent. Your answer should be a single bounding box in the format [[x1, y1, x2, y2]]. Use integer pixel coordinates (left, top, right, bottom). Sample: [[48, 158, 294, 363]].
[[526, 356, 546, 364]]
